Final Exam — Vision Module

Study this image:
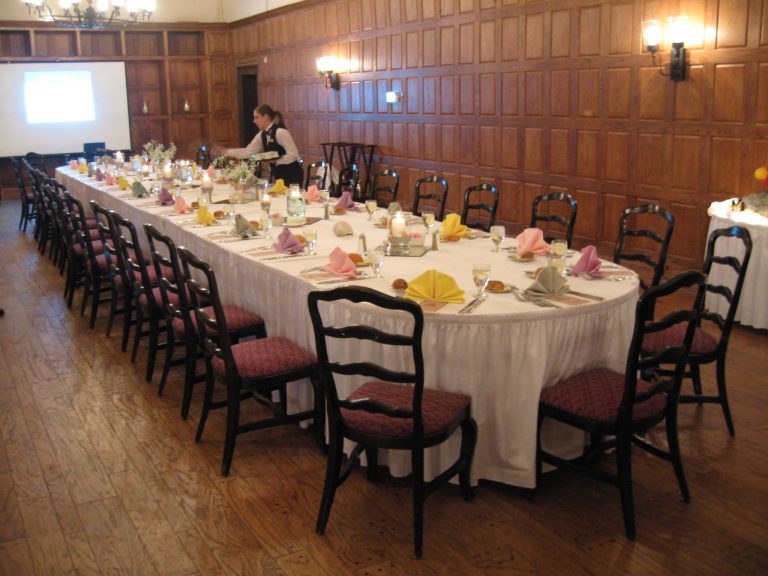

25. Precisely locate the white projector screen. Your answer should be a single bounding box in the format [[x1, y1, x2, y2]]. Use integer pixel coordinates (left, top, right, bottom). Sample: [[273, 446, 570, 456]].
[[0, 62, 131, 157]]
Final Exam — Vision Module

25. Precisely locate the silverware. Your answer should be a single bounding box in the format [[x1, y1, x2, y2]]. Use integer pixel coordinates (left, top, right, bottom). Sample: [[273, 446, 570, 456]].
[[458, 298, 479, 314], [318, 274, 373, 285], [566, 290, 605, 302], [300, 265, 326, 274], [217, 237, 250, 243]]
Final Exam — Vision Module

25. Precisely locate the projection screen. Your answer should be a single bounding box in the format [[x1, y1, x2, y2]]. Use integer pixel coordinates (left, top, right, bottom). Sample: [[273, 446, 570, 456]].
[[0, 61, 131, 157]]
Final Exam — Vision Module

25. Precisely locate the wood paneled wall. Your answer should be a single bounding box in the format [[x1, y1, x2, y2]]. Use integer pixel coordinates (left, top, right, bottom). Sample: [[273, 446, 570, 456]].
[[230, 0, 768, 270]]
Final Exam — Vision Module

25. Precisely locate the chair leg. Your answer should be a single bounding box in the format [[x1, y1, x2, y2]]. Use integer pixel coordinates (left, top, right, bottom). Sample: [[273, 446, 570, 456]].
[[195, 361, 215, 442], [316, 430, 344, 535], [145, 316, 160, 382], [310, 371, 325, 449], [181, 338, 200, 420], [131, 302, 144, 363], [412, 448, 425, 559], [691, 363, 703, 396], [716, 356, 735, 436], [119, 292, 132, 350], [88, 277, 102, 328], [221, 389, 241, 476], [458, 416, 478, 501], [616, 439, 636, 540], [666, 408, 690, 503], [365, 447, 379, 481], [158, 326, 177, 397]]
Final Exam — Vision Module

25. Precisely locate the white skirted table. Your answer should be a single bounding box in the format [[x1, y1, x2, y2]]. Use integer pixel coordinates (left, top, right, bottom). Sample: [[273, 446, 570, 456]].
[[706, 200, 768, 330], [58, 167, 639, 488]]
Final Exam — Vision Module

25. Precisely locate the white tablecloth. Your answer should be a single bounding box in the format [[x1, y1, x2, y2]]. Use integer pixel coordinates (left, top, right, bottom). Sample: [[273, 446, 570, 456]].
[[706, 200, 768, 330], [58, 168, 639, 488]]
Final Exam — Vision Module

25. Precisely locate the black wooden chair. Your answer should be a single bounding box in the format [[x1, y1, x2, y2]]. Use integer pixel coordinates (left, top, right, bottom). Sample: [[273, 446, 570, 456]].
[[613, 204, 675, 290], [304, 160, 329, 190], [177, 246, 323, 475], [337, 162, 360, 197], [144, 224, 267, 419], [308, 286, 477, 558], [10, 157, 37, 233], [88, 201, 127, 338], [536, 271, 704, 539], [530, 192, 578, 246], [461, 183, 499, 231], [412, 174, 448, 221], [642, 226, 752, 435], [370, 169, 399, 206]]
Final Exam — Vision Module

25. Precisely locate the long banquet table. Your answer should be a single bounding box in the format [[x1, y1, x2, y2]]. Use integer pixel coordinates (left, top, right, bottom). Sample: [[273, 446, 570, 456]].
[[58, 167, 639, 488], [706, 200, 768, 330]]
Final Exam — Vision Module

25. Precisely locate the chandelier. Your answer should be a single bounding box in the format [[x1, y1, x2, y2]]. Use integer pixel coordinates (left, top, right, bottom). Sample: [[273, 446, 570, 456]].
[[24, 0, 155, 29]]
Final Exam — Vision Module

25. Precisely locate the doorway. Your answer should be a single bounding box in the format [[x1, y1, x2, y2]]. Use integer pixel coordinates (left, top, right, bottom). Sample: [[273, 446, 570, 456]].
[[237, 66, 259, 146]]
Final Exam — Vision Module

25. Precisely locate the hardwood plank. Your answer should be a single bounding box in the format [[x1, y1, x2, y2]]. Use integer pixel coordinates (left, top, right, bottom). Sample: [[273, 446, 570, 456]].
[[19, 496, 74, 575], [0, 538, 36, 576]]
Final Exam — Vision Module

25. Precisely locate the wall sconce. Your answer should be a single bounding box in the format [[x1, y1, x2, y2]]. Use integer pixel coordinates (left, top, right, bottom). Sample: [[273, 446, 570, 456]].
[[385, 91, 404, 104], [642, 17, 688, 81], [183, 98, 191, 113], [316, 56, 340, 90]]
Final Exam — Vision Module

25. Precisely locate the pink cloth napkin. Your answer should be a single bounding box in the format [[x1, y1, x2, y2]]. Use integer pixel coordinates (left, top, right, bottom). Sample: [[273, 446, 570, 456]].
[[273, 227, 305, 254], [174, 196, 192, 214], [105, 173, 116, 186], [95, 168, 105, 181], [157, 187, 174, 205], [335, 191, 358, 211], [206, 165, 215, 178], [515, 228, 550, 255], [305, 185, 321, 202], [570, 245, 603, 277], [69, 160, 78, 170], [324, 247, 357, 279]]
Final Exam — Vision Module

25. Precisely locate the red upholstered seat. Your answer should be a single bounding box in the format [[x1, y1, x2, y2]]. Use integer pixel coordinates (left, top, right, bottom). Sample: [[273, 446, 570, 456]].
[[342, 381, 471, 438], [642, 323, 718, 356], [211, 336, 316, 379], [540, 368, 666, 424], [171, 304, 264, 335]]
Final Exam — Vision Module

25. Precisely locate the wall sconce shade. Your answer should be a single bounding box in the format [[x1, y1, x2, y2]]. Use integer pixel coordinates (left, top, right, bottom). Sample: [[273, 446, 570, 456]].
[[385, 91, 404, 103], [641, 17, 687, 81], [316, 56, 340, 90]]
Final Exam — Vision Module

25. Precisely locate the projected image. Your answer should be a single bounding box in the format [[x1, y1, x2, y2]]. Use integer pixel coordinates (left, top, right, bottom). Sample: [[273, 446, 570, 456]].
[[24, 70, 96, 124]]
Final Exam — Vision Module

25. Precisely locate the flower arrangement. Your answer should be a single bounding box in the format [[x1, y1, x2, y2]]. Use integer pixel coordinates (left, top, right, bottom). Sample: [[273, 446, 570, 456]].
[[213, 156, 260, 186], [734, 165, 768, 217], [142, 140, 177, 164], [755, 166, 768, 188]]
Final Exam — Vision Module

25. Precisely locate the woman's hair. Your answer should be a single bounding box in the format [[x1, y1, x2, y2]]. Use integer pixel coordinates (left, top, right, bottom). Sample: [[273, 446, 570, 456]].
[[255, 104, 286, 129]]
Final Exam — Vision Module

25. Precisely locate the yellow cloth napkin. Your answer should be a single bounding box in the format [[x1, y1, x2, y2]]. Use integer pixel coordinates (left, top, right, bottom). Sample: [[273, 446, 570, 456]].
[[117, 176, 130, 190], [405, 269, 465, 303], [196, 205, 216, 226], [439, 213, 468, 240], [270, 179, 287, 195]]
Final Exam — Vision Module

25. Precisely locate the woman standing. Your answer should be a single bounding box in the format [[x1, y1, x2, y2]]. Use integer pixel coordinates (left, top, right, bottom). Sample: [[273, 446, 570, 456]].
[[220, 104, 303, 186]]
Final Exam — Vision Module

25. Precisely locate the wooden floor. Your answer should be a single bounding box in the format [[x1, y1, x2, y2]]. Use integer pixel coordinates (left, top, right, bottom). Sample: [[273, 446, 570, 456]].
[[0, 199, 766, 575]]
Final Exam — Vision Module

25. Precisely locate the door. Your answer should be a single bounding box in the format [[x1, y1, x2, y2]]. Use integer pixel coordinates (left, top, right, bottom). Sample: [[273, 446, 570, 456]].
[[237, 66, 259, 146]]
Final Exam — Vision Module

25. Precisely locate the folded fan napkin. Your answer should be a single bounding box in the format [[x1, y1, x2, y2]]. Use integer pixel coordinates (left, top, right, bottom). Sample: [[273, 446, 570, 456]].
[[105, 173, 116, 186], [273, 227, 305, 254], [174, 195, 192, 213], [335, 191, 358, 211], [157, 187, 174, 205], [304, 185, 321, 202], [196, 205, 216, 226], [206, 165, 215, 178], [570, 245, 603, 277], [132, 181, 149, 198], [323, 247, 357, 279], [405, 269, 465, 304], [270, 179, 288, 195], [117, 176, 130, 190], [439, 213, 468, 239], [231, 213, 257, 238], [526, 266, 570, 296], [515, 228, 550, 255], [69, 160, 78, 170]]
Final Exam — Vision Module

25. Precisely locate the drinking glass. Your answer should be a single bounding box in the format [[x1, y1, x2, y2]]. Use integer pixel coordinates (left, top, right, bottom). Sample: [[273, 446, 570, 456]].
[[490, 225, 506, 252], [549, 238, 568, 276], [472, 263, 491, 298], [303, 228, 318, 255], [365, 199, 378, 220], [260, 193, 272, 212], [422, 210, 435, 235], [371, 246, 386, 278], [259, 212, 272, 239]]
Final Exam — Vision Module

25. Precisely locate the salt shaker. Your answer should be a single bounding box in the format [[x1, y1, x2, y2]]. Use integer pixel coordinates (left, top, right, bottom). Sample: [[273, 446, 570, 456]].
[[358, 233, 368, 256]]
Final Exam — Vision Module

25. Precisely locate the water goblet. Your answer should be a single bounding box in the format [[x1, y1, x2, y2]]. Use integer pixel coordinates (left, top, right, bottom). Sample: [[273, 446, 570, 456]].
[[472, 263, 491, 299], [303, 228, 318, 255], [490, 225, 506, 252], [549, 238, 568, 276], [371, 246, 386, 278], [365, 199, 378, 221], [259, 212, 272, 240], [422, 210, 435, 235]]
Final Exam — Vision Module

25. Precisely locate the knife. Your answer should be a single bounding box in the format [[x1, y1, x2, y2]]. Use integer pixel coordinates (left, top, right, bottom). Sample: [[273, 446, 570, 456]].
[[566, 290, 605, 302], [318, 275, 373, 285], [458, 298, 479, 314]]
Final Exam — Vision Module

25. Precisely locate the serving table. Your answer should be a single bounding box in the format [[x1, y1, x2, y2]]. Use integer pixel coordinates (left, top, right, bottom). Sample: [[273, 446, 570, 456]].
[[706, 200, 768, 330], [58, 167, 639, 488]]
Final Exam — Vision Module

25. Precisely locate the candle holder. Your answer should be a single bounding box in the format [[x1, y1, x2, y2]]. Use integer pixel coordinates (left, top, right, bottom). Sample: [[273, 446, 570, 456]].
[[387, 235, 411, 256]]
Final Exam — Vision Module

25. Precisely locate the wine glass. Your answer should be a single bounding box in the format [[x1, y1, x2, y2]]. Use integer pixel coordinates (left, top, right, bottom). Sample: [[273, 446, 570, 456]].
[[371, 246, 386, 278], [303, 228, 318, 255], [260, 193, 272, 212], [490, 225, 506, 252], [259, 212, 272, 240], [549, 238, 568, 276], [422, 210, 435, 236], [365, 199, 378, 221], [472, 263, 491, 299]]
